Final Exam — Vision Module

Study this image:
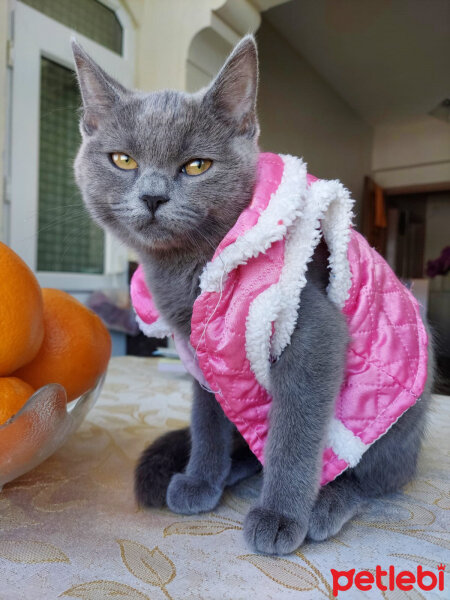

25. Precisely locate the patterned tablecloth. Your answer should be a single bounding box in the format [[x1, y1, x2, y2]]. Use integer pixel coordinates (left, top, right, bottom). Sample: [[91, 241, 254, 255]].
[[1, 356, 449, 600]]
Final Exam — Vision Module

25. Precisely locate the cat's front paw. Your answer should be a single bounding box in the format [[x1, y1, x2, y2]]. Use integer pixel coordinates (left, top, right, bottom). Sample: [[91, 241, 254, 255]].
[[166, 473, 223, 515], [243, 507, 307, 555]]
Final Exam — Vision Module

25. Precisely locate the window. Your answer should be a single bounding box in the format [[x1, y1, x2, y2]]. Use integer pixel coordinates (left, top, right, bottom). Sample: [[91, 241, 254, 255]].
[[20, 0, 123, 54], [9, 1, 134, 291], [37, 57, 104, 274]]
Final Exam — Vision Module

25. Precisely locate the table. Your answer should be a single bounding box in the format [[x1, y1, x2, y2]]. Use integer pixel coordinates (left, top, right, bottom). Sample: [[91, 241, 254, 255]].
[[1, 357, 449, 599]]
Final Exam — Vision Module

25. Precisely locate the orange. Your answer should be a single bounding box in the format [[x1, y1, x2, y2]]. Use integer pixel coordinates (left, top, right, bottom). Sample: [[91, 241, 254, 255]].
[[0, 376, 35, 425], [0, 242, 44, 375], [14, 289, 111, 402], [0, 382, 67, 477]]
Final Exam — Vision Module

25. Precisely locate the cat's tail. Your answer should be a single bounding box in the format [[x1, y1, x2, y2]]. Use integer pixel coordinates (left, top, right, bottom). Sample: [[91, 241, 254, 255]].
[[135, 428, 191, 508]]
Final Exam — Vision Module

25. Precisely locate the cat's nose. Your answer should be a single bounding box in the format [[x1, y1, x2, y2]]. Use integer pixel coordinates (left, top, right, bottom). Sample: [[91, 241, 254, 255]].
[[140, 194, 169, 214]]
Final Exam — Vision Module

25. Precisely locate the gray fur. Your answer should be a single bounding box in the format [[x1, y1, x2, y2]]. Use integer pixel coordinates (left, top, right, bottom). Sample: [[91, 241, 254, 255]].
[[135, 426, 261, 509], [166, 380, 235, 514], [72, 36, 433, 555], [242, 274, 349, 553]]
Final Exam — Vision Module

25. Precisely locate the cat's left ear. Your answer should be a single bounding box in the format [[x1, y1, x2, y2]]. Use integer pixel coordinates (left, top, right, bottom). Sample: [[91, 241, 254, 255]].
[[204, 35, 259, 137], [72, 40, 129, 135]]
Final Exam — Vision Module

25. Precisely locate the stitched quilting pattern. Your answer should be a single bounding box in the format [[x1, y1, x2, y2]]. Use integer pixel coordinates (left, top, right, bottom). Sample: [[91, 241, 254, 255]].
[[337, 231, 428, 444]]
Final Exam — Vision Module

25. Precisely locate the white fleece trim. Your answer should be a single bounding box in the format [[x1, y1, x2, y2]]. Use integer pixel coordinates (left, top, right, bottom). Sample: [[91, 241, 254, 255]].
[[326, 417, 368, 467], [245, 285, 279, 391], [243, 155, 308, 391], [199, 155, 308, 293], [135, 313, 172, 339], [269, 189, 323, 359], [310, 180, 354, 308], [270, 179, 354, 359], [245, 166, 355, 390], [329, 395, 423, 468]]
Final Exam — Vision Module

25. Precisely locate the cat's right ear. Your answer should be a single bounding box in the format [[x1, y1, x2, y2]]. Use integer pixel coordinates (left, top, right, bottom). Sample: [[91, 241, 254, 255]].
[[72, 40, 128, 135]]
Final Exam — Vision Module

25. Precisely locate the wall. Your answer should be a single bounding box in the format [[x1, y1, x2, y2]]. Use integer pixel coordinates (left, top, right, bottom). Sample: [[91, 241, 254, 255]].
[[123, 0, 229, 91], [256, 20, 373, 221], [372, 116, 450, 188], [187, 27, 233, 92]]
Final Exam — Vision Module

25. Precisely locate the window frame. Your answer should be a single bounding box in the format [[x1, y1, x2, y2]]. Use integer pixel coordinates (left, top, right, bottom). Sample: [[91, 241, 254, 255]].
[[8, 0, 135, 290]]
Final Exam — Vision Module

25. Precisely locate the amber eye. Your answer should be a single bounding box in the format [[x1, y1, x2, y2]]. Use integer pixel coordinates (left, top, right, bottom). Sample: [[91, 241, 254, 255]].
[[110, 152, 138, 170], [182, 159, 212, 176]]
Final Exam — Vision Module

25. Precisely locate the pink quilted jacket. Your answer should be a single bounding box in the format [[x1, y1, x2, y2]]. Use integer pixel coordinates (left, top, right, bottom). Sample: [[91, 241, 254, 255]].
[[131, 153, 428, 485]]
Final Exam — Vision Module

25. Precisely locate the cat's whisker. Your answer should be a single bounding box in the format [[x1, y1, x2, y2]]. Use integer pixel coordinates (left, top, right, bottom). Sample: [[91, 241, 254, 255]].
[[36, 211, 91, 235]]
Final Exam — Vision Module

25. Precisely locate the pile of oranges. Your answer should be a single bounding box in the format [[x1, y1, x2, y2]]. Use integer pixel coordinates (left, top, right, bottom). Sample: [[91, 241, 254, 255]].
[[0, 242, 111, 427]]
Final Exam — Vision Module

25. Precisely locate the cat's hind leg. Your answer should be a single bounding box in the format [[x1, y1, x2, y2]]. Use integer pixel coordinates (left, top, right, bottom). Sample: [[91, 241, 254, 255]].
[[307, 391, 431, 541], [226, 444, 262, 487], [306, 474, 367, 541]]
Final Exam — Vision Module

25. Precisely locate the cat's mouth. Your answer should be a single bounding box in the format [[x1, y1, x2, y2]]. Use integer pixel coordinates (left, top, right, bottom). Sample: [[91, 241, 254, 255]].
[[129, 214, 182, 250], [129, 210, 212, 253], [134, 214, 169, 235]]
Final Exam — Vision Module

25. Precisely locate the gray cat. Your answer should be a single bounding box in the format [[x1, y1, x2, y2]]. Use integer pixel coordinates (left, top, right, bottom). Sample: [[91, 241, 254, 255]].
[[72, 36, 433, 555]]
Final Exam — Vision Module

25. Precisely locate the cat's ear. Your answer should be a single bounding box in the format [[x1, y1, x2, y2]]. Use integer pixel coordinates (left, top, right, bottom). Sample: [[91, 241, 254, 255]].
[[204, 35, 259, 137], [72, 40, 129, 135]]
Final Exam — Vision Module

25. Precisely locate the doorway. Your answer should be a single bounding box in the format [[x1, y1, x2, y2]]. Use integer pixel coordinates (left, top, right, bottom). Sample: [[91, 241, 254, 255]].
[[363, 178, 450, 393]]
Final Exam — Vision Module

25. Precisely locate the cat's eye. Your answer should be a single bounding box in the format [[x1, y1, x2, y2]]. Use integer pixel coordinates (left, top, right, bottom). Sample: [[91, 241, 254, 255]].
[[110, 152, 138, 170], [182, 159, 212, 176]]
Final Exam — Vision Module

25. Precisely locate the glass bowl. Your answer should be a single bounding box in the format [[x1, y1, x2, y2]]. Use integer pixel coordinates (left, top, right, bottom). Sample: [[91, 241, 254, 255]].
[[0, 374, 105, 490]]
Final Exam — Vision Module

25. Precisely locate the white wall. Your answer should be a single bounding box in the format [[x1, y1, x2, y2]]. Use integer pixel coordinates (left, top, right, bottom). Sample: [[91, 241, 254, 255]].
[[256, 20, 373, 221], [372, 116, 450, 188], [186, 27, 233, 92]]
